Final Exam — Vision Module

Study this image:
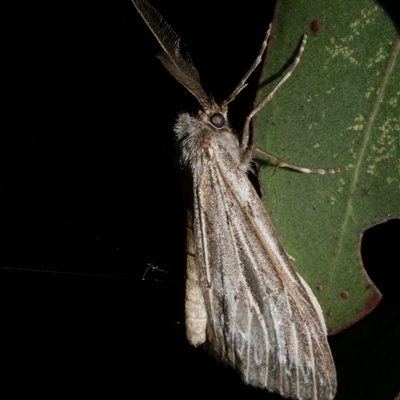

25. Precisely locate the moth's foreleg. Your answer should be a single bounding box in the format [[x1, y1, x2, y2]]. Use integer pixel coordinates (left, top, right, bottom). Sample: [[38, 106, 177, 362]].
[[224, 24, 272, 108], [241, 34, 308, 151], [255, 146, 345, 174]]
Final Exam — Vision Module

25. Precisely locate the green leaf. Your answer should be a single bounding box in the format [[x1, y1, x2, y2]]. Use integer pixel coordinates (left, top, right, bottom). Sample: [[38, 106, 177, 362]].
[[256, 0, 399, 333]]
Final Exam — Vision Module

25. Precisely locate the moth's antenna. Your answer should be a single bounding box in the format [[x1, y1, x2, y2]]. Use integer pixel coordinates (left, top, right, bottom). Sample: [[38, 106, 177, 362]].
[[223, 24, 272, 106], [132, 0, 211, 109]]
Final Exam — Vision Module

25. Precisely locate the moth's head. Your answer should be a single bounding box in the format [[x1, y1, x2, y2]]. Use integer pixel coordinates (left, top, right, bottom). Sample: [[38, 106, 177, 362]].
[[198, 101, 229, 130]]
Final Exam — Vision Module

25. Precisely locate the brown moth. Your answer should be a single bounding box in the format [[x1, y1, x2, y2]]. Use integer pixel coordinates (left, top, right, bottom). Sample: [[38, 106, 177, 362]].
[[131, 1, 339, 399]]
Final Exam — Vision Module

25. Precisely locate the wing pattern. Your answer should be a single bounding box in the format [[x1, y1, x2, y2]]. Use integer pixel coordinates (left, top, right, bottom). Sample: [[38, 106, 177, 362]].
[[186, 123, 336, 400]]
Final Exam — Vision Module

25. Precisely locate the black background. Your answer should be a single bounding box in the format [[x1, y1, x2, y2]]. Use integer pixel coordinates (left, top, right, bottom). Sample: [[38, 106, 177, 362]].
[[2, 0, 399, 398]]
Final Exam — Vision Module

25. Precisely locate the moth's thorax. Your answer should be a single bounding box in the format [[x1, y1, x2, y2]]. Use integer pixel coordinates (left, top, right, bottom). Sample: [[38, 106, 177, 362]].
[[175, 109, 243, 172]]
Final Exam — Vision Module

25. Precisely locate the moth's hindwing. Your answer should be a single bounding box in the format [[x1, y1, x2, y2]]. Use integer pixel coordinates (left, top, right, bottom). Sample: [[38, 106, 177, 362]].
[[184, 170, 207, 347]]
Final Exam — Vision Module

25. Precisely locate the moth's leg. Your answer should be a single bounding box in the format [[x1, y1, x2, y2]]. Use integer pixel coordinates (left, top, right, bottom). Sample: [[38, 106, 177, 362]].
[[223, 24, 272, 106], [286, 252, 296, 262], [185, 212, 207, 347], [255, 146, 345, 174], [239, 142, 255, 170], [240, 34, 308, 151]]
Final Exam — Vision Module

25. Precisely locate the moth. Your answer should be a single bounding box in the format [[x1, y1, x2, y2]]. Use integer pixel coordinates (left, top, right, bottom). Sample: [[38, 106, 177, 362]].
[[131, 1, 339, 399]]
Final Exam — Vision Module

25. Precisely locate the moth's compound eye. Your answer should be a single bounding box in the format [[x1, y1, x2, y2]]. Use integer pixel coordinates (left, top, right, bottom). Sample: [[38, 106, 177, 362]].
[[211, 113, 225, 128]]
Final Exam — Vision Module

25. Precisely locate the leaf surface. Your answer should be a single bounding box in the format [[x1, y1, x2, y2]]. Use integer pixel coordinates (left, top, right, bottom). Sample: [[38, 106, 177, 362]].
[[256, 0, 399, 333]]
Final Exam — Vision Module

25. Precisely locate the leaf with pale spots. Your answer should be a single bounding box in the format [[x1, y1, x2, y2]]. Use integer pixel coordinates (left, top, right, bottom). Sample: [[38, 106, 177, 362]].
[[256, 0, 398, 333]]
